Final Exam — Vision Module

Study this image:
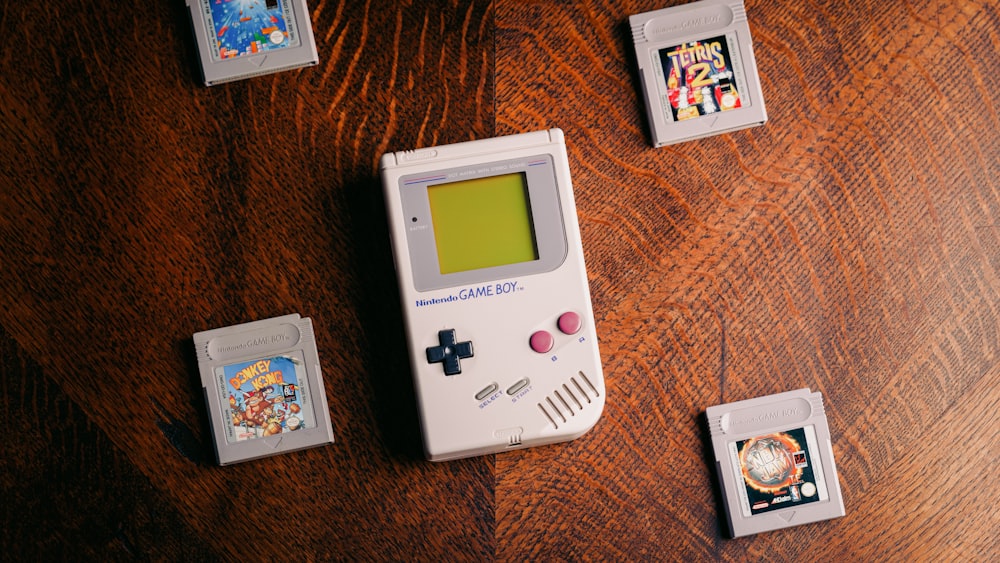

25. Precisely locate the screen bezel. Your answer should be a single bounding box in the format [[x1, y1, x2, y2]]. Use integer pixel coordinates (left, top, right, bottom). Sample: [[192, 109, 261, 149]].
[[398, 154, 568, 292]]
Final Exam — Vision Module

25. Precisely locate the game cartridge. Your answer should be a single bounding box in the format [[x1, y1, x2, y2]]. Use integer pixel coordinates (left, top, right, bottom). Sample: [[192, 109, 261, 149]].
[[706, 388, 845, 537], [194, 314, 334, 465], [630, 0, 767, 146], [186, 0, 318, 86]]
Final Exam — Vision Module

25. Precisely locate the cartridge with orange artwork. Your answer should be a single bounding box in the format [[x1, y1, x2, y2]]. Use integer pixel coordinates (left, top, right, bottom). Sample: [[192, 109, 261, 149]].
[[734, 426, 829, 516]]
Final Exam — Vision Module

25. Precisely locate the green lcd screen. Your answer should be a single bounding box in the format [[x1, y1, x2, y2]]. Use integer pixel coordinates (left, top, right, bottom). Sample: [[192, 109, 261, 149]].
[[427, 172, 539, 274]]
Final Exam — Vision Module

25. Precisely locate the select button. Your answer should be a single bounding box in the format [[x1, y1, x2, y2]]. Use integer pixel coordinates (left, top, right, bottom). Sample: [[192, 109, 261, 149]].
[[475, 383, 499, 401]]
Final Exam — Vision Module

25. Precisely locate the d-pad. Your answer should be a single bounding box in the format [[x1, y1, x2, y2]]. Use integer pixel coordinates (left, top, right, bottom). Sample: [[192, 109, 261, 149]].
[[426, 329, 474, 376]]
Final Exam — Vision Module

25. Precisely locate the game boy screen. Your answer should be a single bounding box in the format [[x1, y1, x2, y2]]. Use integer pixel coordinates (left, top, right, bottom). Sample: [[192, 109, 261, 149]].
[[427, 172, 539, 274]]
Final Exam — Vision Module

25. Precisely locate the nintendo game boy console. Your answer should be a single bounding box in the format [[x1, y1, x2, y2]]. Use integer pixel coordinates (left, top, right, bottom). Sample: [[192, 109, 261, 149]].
[[379, 128, 605, 461]]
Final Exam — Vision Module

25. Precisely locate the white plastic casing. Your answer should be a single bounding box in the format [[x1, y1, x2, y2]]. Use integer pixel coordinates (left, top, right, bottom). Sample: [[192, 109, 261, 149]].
[[379, 129, 605, 461]]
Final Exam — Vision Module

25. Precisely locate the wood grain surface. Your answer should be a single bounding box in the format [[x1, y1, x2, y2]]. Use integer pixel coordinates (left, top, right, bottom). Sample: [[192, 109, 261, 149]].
[[1, 0, 997, 560]]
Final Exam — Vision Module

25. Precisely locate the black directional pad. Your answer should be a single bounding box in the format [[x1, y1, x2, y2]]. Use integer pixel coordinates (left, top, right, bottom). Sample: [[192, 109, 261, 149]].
[[426, 329, 474, 376]]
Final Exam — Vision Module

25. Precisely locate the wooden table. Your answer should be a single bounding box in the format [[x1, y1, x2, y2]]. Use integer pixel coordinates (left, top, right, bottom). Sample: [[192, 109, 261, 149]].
[[2, 0, 997, 559]]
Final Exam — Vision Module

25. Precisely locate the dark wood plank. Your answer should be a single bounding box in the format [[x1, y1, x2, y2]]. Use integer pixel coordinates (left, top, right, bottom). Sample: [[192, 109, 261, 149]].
[[1, 0, 496, 559], [0, 327, 213, 560]]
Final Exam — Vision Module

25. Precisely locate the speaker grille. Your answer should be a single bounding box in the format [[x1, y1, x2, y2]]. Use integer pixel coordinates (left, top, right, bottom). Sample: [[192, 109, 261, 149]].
[[537, 371, 600, 430]]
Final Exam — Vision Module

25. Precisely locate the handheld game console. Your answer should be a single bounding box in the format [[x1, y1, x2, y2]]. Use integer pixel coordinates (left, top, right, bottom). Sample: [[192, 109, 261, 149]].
[[379, 129, 605, 461]]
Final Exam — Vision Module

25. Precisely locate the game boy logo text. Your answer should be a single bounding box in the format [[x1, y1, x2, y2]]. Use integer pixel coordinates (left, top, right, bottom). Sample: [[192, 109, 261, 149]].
[[217, 333, 291, 355], [732, 408, 802, 428], [651, 15, 722, 37], [416, 281, 524, 308]]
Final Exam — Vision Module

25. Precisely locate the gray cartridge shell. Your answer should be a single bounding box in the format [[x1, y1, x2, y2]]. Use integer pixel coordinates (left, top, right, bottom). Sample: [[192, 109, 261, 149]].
[[630, 0, 767, 146], [706, 388, 845, 537]]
